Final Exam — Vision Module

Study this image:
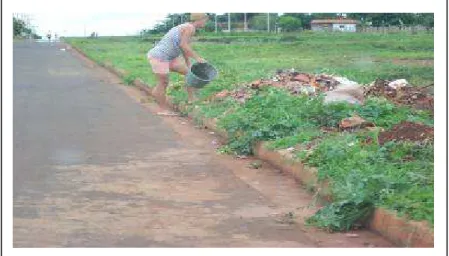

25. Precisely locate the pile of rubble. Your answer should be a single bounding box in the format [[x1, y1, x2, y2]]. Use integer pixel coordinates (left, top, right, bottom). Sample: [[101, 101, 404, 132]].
[[213, 69, 363, 104], [249, 69, 348, 95], [212, 70, 434, 113]]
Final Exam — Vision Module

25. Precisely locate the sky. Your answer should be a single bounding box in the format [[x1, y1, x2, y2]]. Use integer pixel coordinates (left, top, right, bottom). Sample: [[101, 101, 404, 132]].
[[26, 12, 267, 37], [27, 13, 170, 37], [11, 0, 437, 38]]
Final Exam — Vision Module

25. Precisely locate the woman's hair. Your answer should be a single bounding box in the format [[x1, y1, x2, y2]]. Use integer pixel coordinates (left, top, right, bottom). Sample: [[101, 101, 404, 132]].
[[190, 13, 208, 22]]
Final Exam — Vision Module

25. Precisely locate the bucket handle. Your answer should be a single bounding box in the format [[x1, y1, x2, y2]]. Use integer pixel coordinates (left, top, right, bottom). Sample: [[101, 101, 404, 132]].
[[189, 59, 208, 68]]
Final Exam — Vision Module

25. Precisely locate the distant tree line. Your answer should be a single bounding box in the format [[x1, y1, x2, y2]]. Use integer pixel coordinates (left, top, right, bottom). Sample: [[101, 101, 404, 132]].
[[141, 13, 434, 35], [13, 17, 41, 39]]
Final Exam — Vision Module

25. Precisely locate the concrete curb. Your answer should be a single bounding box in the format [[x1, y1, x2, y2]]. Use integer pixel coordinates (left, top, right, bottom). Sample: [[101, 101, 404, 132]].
[[68, 44, 434, 248], [253, 142, 434, 248]]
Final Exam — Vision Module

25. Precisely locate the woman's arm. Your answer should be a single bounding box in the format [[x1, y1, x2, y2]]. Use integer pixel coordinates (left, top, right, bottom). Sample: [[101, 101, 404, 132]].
[[179, 26, 205, 65]]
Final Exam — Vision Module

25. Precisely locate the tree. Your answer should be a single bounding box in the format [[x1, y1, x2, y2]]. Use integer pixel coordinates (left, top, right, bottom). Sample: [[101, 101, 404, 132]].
[[346, 13, 370, 26], [219, 13, 258, 23], [249, 13, 278, 31], [13, 16, 39, 38], [13, 17, 27, 37], [147, 22, 170, 34], [205, 20, 222, 32], [269, 13, 279, 32], [249, 14, 265, 31], [282, 13, 333, 30], [297, 14, 313, 29], [310, 13, 338, 19], [278, 16, 302, 32], [359, 13, 413, 27], [419, 13, 434, 30]]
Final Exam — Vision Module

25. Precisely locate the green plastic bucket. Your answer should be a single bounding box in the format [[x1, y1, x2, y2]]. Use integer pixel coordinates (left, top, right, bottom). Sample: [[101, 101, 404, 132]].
[[186, 62, 218, 88]]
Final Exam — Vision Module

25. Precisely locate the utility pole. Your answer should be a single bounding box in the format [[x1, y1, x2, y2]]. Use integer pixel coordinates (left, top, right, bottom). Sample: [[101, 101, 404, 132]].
[[215, 14, 218, 33], [26, 14, 32, 39], [244, 13, 247, 31], [267, 13, 270, 33], [228, 13, 231, 32], [25, 15, 30, 39]]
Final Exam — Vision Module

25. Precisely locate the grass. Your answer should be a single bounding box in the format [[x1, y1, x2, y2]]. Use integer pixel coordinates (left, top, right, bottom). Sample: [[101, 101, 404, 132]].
[[217, 90, 432, 155], [66, 31, 434, 230], [265, 129, 323, 150], [66, 31, 434, 92]]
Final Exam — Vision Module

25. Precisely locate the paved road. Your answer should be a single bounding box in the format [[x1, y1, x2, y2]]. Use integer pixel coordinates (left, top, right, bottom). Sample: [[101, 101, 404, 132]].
[[13, 41, 392, 247]]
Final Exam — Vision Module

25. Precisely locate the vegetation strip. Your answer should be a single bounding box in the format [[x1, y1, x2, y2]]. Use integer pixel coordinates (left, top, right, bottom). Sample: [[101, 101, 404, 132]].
[[67, 33, 434, 247]]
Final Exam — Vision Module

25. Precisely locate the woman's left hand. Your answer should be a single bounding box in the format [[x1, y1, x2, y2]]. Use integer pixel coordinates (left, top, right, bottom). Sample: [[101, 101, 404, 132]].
[[196, 57, 207, 63]]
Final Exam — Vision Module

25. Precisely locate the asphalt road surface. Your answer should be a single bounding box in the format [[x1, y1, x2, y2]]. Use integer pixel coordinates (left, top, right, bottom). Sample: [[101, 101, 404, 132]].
[[13, 41, 393, 248]]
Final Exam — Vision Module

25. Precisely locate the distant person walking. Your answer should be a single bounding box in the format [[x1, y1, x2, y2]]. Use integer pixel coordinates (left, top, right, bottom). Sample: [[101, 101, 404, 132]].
[[46, 31, 51, 42], [147, 13, 209, 108]]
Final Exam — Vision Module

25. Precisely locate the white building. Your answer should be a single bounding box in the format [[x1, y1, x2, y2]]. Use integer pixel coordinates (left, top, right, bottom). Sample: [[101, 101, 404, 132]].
[[311, 19, 360, 32]]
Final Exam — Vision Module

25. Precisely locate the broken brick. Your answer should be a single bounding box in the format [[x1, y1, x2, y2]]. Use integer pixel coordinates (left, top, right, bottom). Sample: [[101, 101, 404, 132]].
[[292, 74, 310, 83], [215, 90, 230, 99]]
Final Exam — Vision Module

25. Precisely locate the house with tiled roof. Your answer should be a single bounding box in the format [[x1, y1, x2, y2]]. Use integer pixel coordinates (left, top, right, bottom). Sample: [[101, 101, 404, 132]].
[[311, 19, 360, 32]]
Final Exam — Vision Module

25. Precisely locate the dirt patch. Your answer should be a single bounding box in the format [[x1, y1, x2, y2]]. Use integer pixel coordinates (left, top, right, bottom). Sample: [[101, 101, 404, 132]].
[[390, 58, 434, 67], [364, 79, 434, 113], [214, 87, 254, 104], [339, 115, 375, 130], [378, 121, 434, 145]]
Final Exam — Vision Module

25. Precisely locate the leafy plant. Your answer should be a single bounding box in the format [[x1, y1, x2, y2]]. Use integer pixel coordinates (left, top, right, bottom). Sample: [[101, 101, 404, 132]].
[[302, 133, 434, 228], [123, 74, 137, 85], [266, 129, 323, 150], [307, 200, 374, 232]]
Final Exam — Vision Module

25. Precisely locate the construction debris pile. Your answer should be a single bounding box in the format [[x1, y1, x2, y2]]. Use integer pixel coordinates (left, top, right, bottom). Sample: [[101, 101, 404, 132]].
[[213, 69, 361, 104], [212, 70, 434, 114], [249, 69, 349, 95]]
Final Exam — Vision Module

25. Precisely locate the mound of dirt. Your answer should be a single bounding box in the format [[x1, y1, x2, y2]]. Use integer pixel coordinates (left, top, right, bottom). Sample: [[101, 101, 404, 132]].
[[378, 121, 434, 145], [364, 79, 434, 113]]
